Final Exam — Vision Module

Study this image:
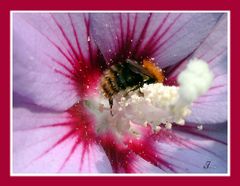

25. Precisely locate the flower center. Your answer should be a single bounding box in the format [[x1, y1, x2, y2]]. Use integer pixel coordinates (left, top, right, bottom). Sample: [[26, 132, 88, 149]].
[[87, 58, 213, 140]]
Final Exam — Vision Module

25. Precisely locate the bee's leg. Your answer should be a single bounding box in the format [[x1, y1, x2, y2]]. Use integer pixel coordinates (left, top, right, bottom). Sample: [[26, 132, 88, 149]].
[[138, 88, 144, 96], [109, 98, 113, 116], [130, 86, 144, 96], [124, 83, 143, 96], [124, 86, 138, 97]]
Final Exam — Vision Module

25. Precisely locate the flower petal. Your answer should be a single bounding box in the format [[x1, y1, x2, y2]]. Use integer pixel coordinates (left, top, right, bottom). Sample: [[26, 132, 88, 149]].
[[129, 123, 227, 173], [167, 14, 228, 124], [90, 13, 222, 67], [13, 13, 102, 111], [13, 103, 112, 173], [161, 124, 227, 173]]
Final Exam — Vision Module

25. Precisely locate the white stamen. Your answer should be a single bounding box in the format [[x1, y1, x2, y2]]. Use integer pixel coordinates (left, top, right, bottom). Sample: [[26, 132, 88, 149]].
[[109, 58, 213, 135], [165, 122, 172, 129], [177, 58, 214, 104]]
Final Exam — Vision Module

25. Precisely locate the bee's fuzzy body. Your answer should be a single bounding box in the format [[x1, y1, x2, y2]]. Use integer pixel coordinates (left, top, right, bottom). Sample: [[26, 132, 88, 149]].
[[100, 59, 164, 110]]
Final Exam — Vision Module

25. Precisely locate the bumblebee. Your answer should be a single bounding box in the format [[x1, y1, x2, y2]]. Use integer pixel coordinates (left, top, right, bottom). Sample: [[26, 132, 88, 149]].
[[100, 59, 164, 113]]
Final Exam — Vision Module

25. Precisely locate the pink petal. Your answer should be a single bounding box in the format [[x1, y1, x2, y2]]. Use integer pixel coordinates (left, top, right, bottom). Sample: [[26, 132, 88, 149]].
[[13, 103, 112, 173], [97, 122, 227, 173], [162, 124, 227, 173], [13, 13, 103, 111], [90, 13, 222, 68], [127, 124, 227, 173], [167, 14, 228, 124]]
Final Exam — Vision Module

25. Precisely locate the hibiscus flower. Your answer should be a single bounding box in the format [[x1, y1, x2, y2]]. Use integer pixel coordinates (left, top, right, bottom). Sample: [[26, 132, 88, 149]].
[[12, 12, 228, 174]]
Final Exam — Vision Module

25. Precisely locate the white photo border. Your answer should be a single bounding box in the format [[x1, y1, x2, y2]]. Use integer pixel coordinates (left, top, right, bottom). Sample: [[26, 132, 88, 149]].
[[10, 10, 231, 177]]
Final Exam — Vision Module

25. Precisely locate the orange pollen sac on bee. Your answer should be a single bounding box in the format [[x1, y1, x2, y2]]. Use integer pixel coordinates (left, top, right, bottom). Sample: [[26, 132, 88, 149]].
[[142, 59, 165, 83]]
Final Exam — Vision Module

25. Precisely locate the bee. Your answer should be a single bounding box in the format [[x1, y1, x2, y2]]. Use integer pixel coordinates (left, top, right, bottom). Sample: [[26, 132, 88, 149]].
[[100, 59, 164, 114]]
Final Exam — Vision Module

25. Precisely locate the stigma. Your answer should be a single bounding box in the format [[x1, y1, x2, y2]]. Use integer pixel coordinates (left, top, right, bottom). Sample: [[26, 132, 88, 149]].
[[93, 59, 213, 139]]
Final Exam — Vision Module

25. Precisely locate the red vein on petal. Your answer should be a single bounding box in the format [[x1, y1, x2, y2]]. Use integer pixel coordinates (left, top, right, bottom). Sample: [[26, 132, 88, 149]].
[[196, 41, 226, 61], [145, 14, 182, 56], [152, 128, 226, 170], [126, 14, 130, 44], [39, 121, 77, 129], [38, 16, 78, 70], [133, 13, 152, 57], [127, 13, 138, 57], [79, 143, 90, 172], [152, 129, 198, 152], [45, 36, 77, 70], [109, 16, 121, 60], [84, 15, 94, 65], [209, 84, 226, 91], [29, 129, 76, 164], [58, 138, 79, 173], [66, 102, 97, 172], [117, 13, 135, 60], [130, 13, 138, 47], [100, 135, 134, 173], [23, 133, 63, 152], [175, 127, 227, 160], [54, 68, 77, 82], [193, 99, 226, 104], [213, 73, 227, 80], [124, 14, 131, 58], [175, 125, 227, 145], [128, 139, 176, 172], [15, 121, 76, 132], [22, 15, 78, 72], [156, 151, 200, 171], [47, 55, 75, 76], [88, 146, 92, 172], [151, 15, 192, 56], [119, 14, 125, 52], [139, 13, 170, 56], [207, 49, 226, 64], [51, 14, 80, 62], [68, 13, 86, 64], [198, 92, 226, 98], [164, 52, 194, 82]]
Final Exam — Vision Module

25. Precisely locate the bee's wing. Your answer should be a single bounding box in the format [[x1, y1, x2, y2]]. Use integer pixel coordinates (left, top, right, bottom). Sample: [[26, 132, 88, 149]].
[[126, 59, 154, 78]]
